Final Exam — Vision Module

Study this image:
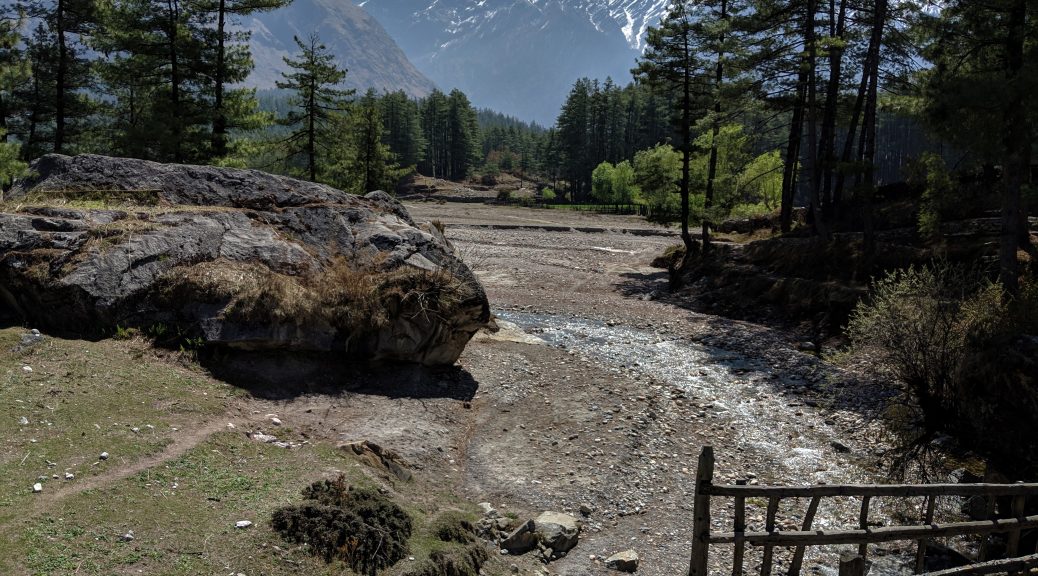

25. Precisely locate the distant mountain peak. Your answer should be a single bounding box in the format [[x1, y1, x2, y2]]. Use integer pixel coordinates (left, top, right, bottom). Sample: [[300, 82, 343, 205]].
[[358, 0, 669, 123], [245, 0, 437, 98]]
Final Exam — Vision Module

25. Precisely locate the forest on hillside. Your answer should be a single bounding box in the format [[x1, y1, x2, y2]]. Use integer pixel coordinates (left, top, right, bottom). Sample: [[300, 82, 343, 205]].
[[1, 0, 1035, 285]]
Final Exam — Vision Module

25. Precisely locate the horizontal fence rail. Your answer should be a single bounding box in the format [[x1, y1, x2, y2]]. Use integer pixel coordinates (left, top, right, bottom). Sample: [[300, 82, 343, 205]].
[[687, 446, 1038, 576]]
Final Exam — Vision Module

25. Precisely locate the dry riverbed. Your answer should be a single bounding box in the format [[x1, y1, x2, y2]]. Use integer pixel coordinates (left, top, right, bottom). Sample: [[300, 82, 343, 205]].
[[0, 201, 914, 576]]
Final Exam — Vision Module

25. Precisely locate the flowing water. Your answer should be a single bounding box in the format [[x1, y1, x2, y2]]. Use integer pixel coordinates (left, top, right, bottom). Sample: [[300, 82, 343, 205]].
[[499, 310, 927, 575]]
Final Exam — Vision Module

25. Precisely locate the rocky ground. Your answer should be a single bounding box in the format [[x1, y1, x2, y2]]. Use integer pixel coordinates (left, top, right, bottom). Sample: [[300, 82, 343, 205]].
[[398, 202, 914, 575], [1, 200, 932, 576]]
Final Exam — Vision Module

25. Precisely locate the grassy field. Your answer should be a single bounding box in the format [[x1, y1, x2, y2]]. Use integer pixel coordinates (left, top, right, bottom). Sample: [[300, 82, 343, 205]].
[[0, 328, 502, 576]]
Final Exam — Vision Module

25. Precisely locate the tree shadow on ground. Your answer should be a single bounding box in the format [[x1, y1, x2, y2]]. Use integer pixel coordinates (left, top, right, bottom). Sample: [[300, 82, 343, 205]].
[[199, 349, 479, 402]]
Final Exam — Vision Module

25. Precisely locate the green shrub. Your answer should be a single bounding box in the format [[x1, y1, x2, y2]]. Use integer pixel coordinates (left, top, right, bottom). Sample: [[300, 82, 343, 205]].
[[540, 187, 556, 202], [728, 202, 773, 220], [847, 262, 1001, 423], [272, 476, 413, 575]]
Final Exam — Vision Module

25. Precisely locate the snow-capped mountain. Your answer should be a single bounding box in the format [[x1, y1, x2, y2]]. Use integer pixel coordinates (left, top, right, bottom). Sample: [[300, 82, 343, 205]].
[[245, 0, 437, 98], [357, 0, 671, 123]]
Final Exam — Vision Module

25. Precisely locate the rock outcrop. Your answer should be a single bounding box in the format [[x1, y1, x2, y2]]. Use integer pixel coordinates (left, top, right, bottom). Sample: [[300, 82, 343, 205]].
[[1, 154, 491, 365]]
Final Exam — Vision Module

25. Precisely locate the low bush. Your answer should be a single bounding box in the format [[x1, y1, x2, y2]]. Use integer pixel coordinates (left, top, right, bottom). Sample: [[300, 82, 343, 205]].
[[849, 263, 1038, 473], [272, 476, 413, 575]]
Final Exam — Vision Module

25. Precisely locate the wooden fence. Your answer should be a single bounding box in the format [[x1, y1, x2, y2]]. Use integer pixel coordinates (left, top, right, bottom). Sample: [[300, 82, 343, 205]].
[[688, 446, 1038, 576]]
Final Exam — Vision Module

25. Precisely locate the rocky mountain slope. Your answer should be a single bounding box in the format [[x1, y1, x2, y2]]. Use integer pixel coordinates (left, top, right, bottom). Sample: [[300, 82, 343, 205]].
[[358, 0, 671, 123], [245, 0, 437, 98]]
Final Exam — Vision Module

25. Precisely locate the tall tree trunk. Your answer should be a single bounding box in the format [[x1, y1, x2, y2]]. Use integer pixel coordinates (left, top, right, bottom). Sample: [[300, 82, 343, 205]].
[[818, 0, 846, 219], [833, 47, 873, 205], [704, 0, 728, 251], [211, 0, 228, 158], [860, 0, 887, 257], [307, 77, 316, 182], [679, 28, 693, 255], [805, 0, 828, 239], [54, 0, 67, 154], [1001, 0, 1029, 295], [167, 0, 182, 162], [780, 69, 807, 233]]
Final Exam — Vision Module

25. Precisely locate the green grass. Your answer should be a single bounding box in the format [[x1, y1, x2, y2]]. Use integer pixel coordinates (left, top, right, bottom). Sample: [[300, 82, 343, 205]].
[[0, 328, 513, 575], [5, 432, 352, 576], [0, 331, 227, 524]]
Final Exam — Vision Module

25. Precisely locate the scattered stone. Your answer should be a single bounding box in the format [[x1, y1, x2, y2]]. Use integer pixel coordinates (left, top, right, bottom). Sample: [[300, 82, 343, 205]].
[[579, 503, 593, 516], [18, 416, 28, 425], [99, 451, 109, 460], [64, 473, 74, 480], [340, 440, 412, 482], [270, 417, 282, 426], [831, 441, 851, 454], [605, 550, 640, 572], [478, 502, 497, 516], [501, 520, 538, 555], [534, 512, 581, 556], [235, 520, 253, 529], [227, 423, 236, 429], [32, 483, 42, 493], [119, 531, 135, 542], [22, 366, 32, 373]]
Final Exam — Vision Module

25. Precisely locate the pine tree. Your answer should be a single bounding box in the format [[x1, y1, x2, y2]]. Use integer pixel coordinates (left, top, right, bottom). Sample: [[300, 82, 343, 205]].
[[419, 89, 448, 178], [96, 0, 213, 162], [635, 0, 702, 255], [922, 0, 1036, 293], [275, 33, 352, 182], [337, 89, 401, 194], [18, 0, 97, 155], [557, 78, 592, 200], [0, 10, 27, 186], [196, 0, 290, 158], [446, 89, 478, 180], [381, 90, 424, 169]]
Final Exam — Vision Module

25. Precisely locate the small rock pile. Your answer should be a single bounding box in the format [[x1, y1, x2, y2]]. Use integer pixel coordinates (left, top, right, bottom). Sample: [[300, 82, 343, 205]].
[[475, 504, 581, 563]]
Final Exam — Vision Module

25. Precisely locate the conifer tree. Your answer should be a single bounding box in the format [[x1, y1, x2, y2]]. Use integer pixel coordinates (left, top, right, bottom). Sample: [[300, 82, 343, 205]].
[[275, 33, 352, 182], [446, 89, 478, 180], [635, 0, 701, 255], [196, 0, 290, 158], [0, 10, 26, 186], [96, 0, 212, 161]]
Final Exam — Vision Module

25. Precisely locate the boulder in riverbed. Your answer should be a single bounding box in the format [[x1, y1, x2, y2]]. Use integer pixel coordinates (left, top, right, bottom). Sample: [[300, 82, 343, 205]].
[[2, 154, 491, 365]]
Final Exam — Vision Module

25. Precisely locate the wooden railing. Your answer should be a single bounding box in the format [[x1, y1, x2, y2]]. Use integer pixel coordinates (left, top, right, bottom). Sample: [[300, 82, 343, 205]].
[[688, 446, 1038, 576]]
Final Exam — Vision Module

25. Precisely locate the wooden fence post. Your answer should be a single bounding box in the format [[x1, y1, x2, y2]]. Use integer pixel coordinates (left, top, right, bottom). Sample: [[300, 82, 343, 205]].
[[689, 446, 715, 576], [838, 554, 866, 576]]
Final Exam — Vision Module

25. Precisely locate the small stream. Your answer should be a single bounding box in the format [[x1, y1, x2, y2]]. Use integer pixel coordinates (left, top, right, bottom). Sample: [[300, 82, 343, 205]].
[[498, 310, 919, 575]]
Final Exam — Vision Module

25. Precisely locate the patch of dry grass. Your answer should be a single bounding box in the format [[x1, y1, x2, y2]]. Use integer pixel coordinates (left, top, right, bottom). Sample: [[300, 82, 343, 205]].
[[162, 257, 478, 336]]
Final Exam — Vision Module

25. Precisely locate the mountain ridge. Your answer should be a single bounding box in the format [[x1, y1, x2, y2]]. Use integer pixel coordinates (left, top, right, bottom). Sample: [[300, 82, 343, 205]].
[[245, 0, 437, 99]]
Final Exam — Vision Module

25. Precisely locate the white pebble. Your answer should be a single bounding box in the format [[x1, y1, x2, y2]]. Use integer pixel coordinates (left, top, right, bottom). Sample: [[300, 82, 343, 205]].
[[18, 416, 28, 426], [235, 520, 253, 529], [32, 483, 42, 493], [99, 452, 109, 460], [64, 473, 74, 480], [22, 366, 32, 373], [270, 417, 282, 426]]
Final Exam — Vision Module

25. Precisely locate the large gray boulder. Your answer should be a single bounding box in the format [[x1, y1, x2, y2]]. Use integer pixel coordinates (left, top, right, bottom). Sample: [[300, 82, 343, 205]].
[[1, 154, 491, 365]]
